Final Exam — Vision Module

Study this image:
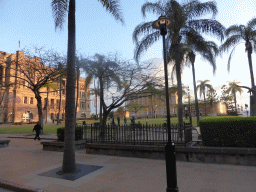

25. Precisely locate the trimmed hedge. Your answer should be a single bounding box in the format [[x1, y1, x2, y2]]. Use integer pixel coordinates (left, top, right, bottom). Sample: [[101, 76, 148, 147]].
[[199, 117, 256, 148], [57, 126, 83, 142]]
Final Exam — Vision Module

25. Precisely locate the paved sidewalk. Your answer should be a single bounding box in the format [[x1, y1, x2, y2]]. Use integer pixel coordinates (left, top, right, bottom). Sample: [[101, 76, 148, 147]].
[[0, 137, 256, 192]]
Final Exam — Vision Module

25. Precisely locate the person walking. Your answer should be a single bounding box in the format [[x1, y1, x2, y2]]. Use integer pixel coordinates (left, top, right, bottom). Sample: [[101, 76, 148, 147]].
[[117, 117, 120, 126], [33, 122, 42, 140]]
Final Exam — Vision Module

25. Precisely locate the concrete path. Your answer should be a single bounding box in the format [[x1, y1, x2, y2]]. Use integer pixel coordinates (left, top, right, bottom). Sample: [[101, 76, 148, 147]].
[[0, 136, 256, 192]]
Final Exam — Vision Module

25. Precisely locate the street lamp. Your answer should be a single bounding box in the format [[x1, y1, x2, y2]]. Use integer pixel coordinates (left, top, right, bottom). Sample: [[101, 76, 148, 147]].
[[152, 16, 178, 192]]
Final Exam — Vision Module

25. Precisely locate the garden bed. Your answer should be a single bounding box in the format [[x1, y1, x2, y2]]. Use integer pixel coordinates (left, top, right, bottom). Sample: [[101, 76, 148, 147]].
[[41, 140, 86, 152], [85, 142, 256, 166]]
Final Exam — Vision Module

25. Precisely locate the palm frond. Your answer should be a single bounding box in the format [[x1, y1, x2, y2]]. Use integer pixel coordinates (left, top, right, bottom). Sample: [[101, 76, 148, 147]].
[[219, 35, 241, 53], [132, 22, 155, 44], [99, 0, 124, 24], [188, 19, 225, 40], [225, 25, 243, 37], [141, 2, 164, 18], [247, 18, 256, 29], [134, 31, 161, 62], [185, 1, 217, 19], [51, 0, 68, 31]]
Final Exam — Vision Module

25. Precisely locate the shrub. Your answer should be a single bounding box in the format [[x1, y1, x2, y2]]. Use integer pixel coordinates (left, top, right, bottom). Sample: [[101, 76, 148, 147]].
[[57, 126, 83, 142], [199, 117, 256, 148]]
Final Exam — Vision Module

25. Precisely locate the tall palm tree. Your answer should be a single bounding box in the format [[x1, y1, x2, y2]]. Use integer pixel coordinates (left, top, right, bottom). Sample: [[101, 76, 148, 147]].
[[169, 39, 218, 125], [225, 80, 243, 112], [51, 0, 123, 174], [133, 0, 224, 127], [219, 17, 256, 116], [196, 80, 214, 116], [185, 40, 218, 126]]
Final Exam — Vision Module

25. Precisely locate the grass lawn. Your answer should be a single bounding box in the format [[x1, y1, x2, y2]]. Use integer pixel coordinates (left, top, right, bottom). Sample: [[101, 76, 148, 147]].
[[0, 116, 239, 134]]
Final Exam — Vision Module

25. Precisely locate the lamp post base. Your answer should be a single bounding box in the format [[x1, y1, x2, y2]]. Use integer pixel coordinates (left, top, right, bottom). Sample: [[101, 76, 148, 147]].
[[165, 143, 179, 192]]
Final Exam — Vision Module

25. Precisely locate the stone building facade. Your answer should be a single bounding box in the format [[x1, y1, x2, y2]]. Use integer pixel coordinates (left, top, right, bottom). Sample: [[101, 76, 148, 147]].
[[127, 92, 178, 118], [0, 50, 90, 123]]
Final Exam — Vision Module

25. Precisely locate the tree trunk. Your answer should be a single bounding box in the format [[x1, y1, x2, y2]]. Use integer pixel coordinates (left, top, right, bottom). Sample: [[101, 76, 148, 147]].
[[191, 61, 199, 126], [247, 42, 255, 88], [62, 0, 77, 174], [250, 94, 256, 116], [99, 78, 104, 127], [57, 74, 62, 125], [174, 41, 183, 128], [75, 67, 79, 119], [203, 90, 206, 116], [12, 51, 19, 123], [246, 44, 256, 116], [234, 91, 237, 112], [46, 87, 49, 123], [35, 91, 43, 129]]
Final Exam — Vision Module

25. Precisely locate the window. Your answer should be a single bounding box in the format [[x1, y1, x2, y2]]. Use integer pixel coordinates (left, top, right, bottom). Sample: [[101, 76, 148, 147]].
[[44, 98, 48, 108], [29, 97, 33, 104], [62, 100, 65, 108], [50, 99, 54, 109], [23, 97, 27, 104]]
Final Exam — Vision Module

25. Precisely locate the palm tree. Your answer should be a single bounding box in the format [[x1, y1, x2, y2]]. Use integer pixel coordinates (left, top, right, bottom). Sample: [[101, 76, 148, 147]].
[[225, 80, 243, 113], [133, 0, 224, 127], [196, 80, 214, 116], [219, 17, 256, 116], [51, 0, 123, 174], [169, 39, 218, 125], [185, 40, 218, 126]]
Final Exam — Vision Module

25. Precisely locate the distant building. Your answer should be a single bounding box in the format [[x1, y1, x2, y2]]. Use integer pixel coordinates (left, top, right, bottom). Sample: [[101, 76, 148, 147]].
[[0, 51, 90, 122], [127, 91, 178, 118]]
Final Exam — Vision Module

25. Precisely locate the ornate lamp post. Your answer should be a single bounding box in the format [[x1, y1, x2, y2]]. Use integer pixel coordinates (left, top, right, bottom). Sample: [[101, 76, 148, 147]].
[[152, 16, 178, 192]]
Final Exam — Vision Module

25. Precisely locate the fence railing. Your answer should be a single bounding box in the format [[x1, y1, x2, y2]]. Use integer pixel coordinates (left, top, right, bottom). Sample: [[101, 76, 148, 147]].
[[79, 123, 193, 146]]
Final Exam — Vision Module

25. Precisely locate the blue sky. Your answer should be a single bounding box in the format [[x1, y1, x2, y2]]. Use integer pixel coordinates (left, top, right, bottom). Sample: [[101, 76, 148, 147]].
[[0, 0, 256, 113]]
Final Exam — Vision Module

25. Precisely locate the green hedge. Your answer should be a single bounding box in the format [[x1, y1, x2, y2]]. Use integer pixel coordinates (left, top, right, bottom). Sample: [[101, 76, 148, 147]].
[[57, 126, 83, 142], [199, 117, 256, 148]]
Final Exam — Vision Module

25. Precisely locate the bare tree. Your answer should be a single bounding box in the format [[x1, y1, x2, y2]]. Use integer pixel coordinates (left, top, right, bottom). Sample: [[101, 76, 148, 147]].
[[3, 48, 64, 128]]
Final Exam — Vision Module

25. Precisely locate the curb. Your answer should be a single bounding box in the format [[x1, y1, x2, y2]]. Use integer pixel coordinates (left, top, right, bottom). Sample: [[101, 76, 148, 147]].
[[7, 137, 56, 140], [0, 179, 46, 192]]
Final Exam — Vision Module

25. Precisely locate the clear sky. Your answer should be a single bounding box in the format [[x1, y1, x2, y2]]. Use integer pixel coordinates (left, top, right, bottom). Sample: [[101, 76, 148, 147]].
[[0, 0, 256, 114]]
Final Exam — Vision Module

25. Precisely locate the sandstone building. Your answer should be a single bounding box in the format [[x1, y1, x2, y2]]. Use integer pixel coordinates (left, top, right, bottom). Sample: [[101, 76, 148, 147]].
[[0, 50, 90, 123]]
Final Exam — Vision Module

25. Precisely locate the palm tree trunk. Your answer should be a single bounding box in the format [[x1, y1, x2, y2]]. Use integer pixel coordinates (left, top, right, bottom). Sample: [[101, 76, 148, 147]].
[[203, 90, 206, 116], [234, 91, 237, 112], [247, 48, 256, 116], [191, 61, 199, 126], [62, 0, 76, 174], [247, 44, 255, 88], [99, 78, 103, 126], [174, 41, 183, 128]]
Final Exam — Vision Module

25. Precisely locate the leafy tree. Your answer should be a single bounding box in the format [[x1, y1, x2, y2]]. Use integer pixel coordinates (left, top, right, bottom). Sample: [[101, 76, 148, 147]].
[[133, 0, 224, 127], [51, 0, 124, 174], [220, 17, 256, 115], [126, 101, 147, 118], [115, 106, 126, 117], [196, 80, 214, 116]]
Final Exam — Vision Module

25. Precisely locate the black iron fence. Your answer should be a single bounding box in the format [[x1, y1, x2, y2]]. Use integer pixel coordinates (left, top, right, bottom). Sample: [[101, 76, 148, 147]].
[[79, 123, 192, 146]]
